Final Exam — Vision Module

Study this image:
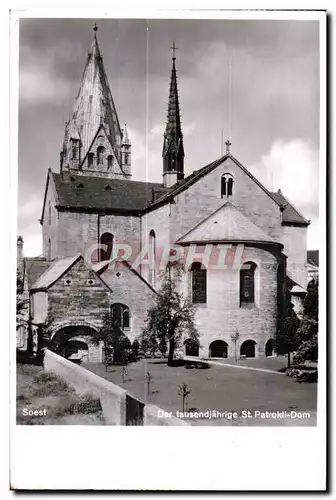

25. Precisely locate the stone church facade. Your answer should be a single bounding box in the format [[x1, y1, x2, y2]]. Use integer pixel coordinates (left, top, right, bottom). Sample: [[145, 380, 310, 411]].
[[17, 27, 310, 362]]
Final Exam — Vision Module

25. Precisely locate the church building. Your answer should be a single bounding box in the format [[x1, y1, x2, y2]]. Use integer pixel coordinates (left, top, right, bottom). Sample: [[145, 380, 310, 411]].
[[17, 27, 310, 362]]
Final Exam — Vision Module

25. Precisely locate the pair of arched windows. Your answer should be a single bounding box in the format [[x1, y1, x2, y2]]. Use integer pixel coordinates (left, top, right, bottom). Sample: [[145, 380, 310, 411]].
[[221, 173, 234, 198], [240, 261, 257, 306], [189, 261, 256, 307]]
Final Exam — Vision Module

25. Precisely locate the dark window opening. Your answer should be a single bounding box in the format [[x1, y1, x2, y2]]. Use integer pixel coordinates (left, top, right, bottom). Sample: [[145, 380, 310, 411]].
[[107, 155, 113, 169], [209, 340, 228, 358], [240, 262, 256, 306], [221, 174, 234, 198], [100, 232, 114, 261], [88, 153, 94, 168], [240, 340, 256, 358], [111, 303, 130, 330], [97, 146, 105, 165], [191, 262, 207, 304]]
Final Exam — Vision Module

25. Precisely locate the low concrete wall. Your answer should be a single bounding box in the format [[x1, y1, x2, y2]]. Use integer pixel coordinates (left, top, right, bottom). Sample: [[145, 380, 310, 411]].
[[43, 349, 127, 425], [43, 349, 188, 426]]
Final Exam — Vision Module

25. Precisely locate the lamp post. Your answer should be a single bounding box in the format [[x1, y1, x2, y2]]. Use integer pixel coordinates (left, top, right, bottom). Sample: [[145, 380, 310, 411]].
[[231, 329, 240, 363]]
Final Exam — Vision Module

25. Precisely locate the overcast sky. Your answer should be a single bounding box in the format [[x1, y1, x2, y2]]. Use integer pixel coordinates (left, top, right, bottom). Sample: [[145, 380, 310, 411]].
[[18, 17, 320, 256]]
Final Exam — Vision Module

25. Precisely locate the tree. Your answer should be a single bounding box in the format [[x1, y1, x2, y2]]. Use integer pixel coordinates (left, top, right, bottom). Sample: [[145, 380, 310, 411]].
[[141, 267, 199, 366], [274, 289, 300, 368], [293, 279, 318, 365], [91, 312, 131, 369]]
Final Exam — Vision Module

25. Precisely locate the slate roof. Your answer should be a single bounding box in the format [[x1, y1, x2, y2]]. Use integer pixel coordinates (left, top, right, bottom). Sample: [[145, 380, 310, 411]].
[[24, 258, 50, 288], [31, 254, 81, 290], [52, 172, 167, 213], [307, 250, 319, 266], [47, 153, 309, 227], [270, 190, 309, 226], [62, 31, 123, 167], [177, 201, 281, 246]]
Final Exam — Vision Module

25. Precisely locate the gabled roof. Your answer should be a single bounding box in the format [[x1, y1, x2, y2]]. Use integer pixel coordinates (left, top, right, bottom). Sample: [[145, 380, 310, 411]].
[[148, 153, 281, 211], [97, 260, 158, 295], [52, 172, 167, 213], [177, 201, 281, 246], [31, 254, 82, 290], [270, 190, 310, 226]]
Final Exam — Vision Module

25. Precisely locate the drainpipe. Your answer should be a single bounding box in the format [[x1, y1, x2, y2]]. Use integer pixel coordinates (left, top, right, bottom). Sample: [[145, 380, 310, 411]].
[[97, 214, 101, 262], [139, 211, 142, 276]]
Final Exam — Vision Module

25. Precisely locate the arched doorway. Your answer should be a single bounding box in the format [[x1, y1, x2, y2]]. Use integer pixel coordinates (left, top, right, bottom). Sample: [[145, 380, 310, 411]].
[[184, 339, 199, 357], [64, 339, 89, 362], [265, 339, 274, 357], [240, 340, 257, 358], [209, 340, 228, 358], [51, 325, 98, 363]]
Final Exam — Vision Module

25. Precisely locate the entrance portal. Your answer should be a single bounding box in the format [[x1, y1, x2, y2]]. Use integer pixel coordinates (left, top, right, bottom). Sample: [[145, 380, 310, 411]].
[[51, 325, 97, 362]]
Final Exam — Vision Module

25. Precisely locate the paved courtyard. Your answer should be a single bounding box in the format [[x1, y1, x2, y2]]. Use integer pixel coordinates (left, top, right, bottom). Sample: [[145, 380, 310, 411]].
[[83, 358, 317, 426]]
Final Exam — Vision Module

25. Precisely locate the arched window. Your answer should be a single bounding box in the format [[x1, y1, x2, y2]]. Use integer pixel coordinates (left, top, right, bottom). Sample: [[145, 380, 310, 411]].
[[227, 177, 233, 196], [100, 232, 113, 261], [240, 261, 257, 306], [190, 262, 207, 304], [88, 153, 94, 169], [111, 303, 130, 330], [71, 139, 80, 160], [209, 340, 228, 358], [240, 339, 257, 358], [221, 173, 234, 198], [97, 146, 105, 165], [149, 230, 156, 286], [107, 155, 113, 169], [124, 152, 129, 165]]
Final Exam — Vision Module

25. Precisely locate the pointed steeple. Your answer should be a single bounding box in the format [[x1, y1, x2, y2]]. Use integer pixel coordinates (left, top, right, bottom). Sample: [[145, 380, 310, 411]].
[[162, 41, 184, 187], [61, 25, 131, 179]]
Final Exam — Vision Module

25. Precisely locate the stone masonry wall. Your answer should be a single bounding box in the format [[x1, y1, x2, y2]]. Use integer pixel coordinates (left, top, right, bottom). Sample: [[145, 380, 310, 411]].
[[179, 245, 278, 358], [56, 211, 141, 262], [99, 263, 156, 341], [168, 157, 282, 244], [47, 258, 110, 327], [281, 225, 308, 288]]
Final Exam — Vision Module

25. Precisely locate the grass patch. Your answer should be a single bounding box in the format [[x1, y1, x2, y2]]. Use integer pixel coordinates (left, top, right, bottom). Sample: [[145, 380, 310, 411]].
[[16, 364, 104, 425]]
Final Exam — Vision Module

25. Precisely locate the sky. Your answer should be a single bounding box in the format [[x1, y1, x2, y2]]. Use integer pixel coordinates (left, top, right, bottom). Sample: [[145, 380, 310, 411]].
[[17, 17, 321, 256]]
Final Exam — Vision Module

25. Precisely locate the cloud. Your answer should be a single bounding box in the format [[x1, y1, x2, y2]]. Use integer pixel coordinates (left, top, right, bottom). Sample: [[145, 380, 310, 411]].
[[20, 70, 71, 104], [19, 42, 82, 106], [248, 138, 319, 248]]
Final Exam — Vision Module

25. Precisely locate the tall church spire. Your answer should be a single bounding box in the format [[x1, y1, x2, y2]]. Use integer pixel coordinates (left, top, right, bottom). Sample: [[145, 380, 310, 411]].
[[162, 41, 184, 187], [61, 25, 131, 179]]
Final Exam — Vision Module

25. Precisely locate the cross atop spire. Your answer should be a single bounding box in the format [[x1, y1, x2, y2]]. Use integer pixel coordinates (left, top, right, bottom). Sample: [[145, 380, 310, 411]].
[[171, 40, 178, 61], [225, 139, 232, 153], [93, 23, 98, 32]]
